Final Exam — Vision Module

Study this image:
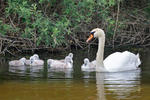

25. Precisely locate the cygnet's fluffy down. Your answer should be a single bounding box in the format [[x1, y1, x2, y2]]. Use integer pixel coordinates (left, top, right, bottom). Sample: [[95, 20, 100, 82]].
[[24, 60, 30, 66], [9, 57, 26, 66], [47, 53, 73, 66], [30, 54, 39, 61], [48, 56, 73, 68], [30, 60, 44, 66], [81, 58, 96, 70], [24, 54, 40, 66], [57, 53, 73, 62], [30, 54, 44, 66]]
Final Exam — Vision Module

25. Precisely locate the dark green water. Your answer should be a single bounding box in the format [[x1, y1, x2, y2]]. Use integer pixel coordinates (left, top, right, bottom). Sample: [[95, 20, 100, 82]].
[[0, 47, 150, 100]]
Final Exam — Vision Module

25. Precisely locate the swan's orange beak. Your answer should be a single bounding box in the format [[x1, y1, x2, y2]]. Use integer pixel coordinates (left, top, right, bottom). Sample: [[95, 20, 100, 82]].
[[86, 34, 94, 43]]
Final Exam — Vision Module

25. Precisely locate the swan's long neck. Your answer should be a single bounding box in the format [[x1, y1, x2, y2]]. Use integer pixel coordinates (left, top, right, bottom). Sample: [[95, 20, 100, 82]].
[[96, 34, 105, 69]]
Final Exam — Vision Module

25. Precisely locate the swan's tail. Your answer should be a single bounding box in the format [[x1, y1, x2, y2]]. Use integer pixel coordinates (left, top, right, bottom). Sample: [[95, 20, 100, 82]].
[[136, 53, 141, 67]]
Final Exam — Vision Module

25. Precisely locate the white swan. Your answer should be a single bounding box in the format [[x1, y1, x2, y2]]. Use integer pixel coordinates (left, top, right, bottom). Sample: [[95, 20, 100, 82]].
[[48, 56, 73, 68], [9, 57, 26, 66], [86, 28, 141, 72], [81, 58, 96, 71]]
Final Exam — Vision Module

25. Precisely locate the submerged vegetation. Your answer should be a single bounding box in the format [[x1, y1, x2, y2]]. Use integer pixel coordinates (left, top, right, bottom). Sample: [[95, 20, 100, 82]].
[[0, 0, 150, 54]]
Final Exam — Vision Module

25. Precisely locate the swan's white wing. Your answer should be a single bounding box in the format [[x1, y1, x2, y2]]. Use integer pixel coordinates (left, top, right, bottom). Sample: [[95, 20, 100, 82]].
[[104, 51, 140, 72]]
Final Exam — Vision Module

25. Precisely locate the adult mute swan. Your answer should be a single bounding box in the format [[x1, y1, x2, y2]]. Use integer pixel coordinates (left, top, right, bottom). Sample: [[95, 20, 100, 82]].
[[86, 28, 141, 72]]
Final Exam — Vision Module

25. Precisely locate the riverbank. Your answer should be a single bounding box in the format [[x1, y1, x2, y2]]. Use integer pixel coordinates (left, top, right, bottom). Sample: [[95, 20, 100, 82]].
[[0, 0, 150, 55]]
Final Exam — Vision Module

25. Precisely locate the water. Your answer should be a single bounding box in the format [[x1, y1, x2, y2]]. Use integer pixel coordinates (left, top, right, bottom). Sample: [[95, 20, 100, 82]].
[[0, 47, 150, 100]]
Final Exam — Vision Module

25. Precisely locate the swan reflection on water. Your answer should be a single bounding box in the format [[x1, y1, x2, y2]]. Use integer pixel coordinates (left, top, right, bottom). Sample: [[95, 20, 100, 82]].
[[96, 69, 141, 100]]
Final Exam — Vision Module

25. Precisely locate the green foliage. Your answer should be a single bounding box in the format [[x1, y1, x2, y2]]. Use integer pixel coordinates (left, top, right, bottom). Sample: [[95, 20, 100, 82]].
[[4, 0, 71, 47], [2, 0, 120, 48], [144, 3, 150, 18], [96, 0, 119, 35], [0, 20, 19, 35]]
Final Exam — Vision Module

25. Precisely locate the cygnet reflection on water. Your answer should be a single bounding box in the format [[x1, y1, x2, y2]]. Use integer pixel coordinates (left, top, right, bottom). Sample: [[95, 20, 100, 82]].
[[9, 65, 27, 74], [30, 66, 44, 73], [96, 69, 141, 100], [9, 65, 44, 78], [48, 67, 73, 79]]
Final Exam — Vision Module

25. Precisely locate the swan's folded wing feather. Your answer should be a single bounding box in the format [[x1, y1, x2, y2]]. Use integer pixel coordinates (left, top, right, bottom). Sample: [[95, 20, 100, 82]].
[[104, 51, 139, 72]]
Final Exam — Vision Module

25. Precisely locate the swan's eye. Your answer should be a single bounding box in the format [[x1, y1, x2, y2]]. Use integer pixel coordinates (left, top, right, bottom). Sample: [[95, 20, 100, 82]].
[[91, 31, 95, 35]]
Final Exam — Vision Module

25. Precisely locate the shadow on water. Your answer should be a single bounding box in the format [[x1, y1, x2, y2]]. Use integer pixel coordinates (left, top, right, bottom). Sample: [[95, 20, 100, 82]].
[[0, 47, 150, 100]]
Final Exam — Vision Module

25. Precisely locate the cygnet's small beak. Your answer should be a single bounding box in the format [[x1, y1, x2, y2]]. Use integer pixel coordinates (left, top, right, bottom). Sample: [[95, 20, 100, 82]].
[[86, 34, 94, 43]]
